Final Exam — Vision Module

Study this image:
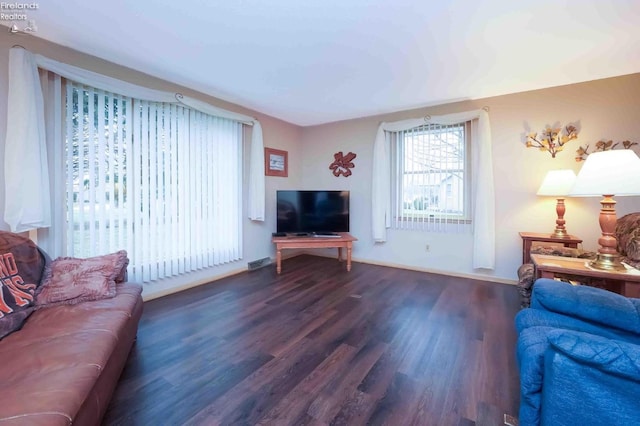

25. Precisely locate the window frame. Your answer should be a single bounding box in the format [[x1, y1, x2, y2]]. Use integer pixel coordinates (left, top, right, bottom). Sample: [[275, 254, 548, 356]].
[[61, 81, 244, 283], [391, 121, 472, 224]]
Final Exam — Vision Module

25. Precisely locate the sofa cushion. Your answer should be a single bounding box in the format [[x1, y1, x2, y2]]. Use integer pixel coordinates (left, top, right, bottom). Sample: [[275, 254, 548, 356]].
[[0, 283, 142, 424], [0, 231, 47, 339], [0, 307, 34, 341], [35, 250, 128, 308]]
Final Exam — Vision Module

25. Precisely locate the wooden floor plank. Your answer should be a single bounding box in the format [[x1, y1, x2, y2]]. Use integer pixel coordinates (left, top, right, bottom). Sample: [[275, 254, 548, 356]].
[[103, 255, 520, 425]]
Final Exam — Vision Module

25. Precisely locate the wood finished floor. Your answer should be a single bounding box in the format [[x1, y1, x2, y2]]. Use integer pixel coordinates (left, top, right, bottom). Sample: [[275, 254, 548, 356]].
[[103, 255, 520, 426]]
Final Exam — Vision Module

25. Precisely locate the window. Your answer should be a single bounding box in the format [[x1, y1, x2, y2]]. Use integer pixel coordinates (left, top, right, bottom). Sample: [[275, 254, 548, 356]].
[[391, 122, 471, 231], [64, 82, 242, 283]]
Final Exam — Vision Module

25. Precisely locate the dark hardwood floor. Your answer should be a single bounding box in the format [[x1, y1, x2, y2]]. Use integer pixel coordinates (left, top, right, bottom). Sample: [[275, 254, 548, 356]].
[[103, 255, 520, 426]]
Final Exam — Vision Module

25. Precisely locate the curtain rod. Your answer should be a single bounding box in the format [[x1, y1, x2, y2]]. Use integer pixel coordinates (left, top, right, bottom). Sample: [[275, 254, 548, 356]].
[[424, 106, 490, 122]]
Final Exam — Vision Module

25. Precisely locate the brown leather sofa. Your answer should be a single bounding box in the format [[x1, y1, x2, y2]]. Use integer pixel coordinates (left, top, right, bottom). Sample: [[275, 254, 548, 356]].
[[0, 250, 143, 425]]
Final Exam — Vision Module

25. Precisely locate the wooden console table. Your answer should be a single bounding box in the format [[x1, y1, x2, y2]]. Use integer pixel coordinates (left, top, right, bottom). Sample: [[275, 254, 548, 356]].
[[519, 232, 582, 263], [271, 232, 357, 274], [531, 254, 640, 298]]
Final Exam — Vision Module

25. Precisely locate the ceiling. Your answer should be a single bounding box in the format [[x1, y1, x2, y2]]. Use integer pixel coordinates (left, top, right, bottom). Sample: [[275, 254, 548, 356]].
[[8, 0, 640, 126]]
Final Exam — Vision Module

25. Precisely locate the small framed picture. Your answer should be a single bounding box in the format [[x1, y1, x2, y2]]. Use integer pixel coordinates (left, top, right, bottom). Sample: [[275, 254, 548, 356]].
[[264, 147, 288, 177]]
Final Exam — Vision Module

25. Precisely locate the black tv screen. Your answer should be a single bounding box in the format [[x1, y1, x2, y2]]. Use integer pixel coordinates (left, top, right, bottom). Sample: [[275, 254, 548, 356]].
[[277, 190, 350, 233]]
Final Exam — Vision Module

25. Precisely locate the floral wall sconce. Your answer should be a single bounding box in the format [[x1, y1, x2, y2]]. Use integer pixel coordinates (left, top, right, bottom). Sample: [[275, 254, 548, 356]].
[[575, 140, 638, 162], [525, 124, 579, 158], [329, 151, 356, 177]]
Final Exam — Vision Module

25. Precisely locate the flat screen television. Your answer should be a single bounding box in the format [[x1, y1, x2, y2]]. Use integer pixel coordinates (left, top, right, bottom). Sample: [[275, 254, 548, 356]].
[[277, 190, 350, 234]]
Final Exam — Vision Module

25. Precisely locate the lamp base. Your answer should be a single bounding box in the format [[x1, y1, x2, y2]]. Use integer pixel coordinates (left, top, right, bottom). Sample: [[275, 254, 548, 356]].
[[550, 228, 571, 239], [550, 198, 570, 239], [589, 253, 627, 271]]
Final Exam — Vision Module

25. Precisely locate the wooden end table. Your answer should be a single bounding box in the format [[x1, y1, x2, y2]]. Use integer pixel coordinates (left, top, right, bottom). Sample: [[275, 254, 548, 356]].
[[531, 254, 640, 298], [271, 232, 357, 274], [519, 232, 582, 263]]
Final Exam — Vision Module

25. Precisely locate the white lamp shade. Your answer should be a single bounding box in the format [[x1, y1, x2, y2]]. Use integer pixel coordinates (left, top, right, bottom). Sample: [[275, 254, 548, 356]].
[[536, 169, 577, 196], [570, 150, 640, 197]]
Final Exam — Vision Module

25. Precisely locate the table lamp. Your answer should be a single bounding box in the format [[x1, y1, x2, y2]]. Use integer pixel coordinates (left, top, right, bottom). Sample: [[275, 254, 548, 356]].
[[570, 150, 640, 270], [536, 169, 577, 238]]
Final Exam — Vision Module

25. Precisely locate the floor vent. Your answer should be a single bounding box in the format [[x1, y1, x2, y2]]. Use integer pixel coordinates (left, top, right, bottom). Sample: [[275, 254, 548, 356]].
[[248, 257, 272, 271]]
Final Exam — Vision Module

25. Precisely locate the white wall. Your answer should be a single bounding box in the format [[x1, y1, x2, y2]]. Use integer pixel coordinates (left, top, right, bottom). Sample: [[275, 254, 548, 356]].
[[300, 74, 640, 282]]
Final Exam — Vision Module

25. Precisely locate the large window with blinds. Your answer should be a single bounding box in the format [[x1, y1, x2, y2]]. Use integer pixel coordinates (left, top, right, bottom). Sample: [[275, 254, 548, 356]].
[[391, 121, 471, 232], [65, 82, 242, 283]]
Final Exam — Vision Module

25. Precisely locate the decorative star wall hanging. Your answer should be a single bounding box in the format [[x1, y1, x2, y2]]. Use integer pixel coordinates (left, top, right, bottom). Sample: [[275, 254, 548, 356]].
[[329, 151, 357, 177]]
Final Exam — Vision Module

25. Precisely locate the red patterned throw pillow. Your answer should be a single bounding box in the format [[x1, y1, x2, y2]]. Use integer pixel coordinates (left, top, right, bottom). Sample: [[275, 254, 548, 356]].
[[35, 250, 128, 308], [0, 231, 47, 339]]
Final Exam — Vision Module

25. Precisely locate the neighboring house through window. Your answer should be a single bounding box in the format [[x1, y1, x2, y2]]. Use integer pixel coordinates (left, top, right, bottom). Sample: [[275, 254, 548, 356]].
[[390, 121, 471, 232]]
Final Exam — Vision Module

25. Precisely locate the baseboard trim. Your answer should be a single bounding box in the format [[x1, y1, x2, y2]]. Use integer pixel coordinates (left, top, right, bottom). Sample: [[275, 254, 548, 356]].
[[142, 267, 247, 302], [143, 251, 516, 301], [141, 251, 302, 302], [300, 250, 518, 286]]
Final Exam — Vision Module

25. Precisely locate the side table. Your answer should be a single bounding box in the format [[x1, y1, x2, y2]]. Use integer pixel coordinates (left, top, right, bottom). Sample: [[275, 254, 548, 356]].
[[519, 232, 582, 264], [531, 254, 640, 298]]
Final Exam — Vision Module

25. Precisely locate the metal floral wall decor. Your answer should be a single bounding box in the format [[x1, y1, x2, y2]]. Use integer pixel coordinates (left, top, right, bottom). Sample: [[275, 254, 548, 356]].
[[525, 124, 579, 158], [575, 140, 638, 162], [329, 151, 357, 177]]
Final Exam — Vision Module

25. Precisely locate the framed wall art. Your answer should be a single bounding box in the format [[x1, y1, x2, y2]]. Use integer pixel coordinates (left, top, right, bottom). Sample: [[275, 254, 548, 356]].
[[264, 147, 288, 177]]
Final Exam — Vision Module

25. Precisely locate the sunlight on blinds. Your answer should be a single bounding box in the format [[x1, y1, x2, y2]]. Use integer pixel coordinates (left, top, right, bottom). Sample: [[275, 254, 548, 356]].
[[65, 82, 242, 283]]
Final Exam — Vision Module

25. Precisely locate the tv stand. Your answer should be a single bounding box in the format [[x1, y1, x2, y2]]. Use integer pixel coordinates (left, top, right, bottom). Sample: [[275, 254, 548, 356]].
[[271, 232, 357, 274]]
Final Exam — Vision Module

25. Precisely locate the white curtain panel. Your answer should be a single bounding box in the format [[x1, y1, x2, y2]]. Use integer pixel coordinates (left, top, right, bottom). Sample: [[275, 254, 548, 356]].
[[3, 47, 266, 234], [37, 70, 64, 257], [371, 109, 495, 270], [4, 48, 51, 232], [248, 121, 265, 221]]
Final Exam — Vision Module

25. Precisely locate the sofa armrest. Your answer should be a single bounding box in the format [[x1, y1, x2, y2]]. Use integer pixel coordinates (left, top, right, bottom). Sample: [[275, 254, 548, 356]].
[[531, 278, 640, 334], [541, 329, 640, 425]]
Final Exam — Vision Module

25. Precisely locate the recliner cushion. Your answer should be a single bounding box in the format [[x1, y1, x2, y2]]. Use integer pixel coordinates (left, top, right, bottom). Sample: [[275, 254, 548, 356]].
[[547, 329, 640, 381], [531, 279, 640, 335], [515, 308, 640, 345]]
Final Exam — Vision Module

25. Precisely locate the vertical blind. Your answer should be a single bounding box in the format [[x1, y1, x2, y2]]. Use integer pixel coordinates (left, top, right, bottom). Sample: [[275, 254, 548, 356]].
[[65, 82, 242, 283], [390, 122, 470, 233]]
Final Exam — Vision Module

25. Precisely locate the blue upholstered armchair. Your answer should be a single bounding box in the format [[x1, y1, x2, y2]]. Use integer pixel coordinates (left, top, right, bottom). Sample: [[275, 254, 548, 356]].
[[515, 278, 640, 425]]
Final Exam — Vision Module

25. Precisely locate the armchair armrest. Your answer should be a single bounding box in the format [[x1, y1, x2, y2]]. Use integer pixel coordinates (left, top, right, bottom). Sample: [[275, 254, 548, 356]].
[[516, 326, 553, 426], [515, 308, 640, 344], [531, 278, 640, 334], [547, 329, 640, 380], [541, 329, 640, 425]]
